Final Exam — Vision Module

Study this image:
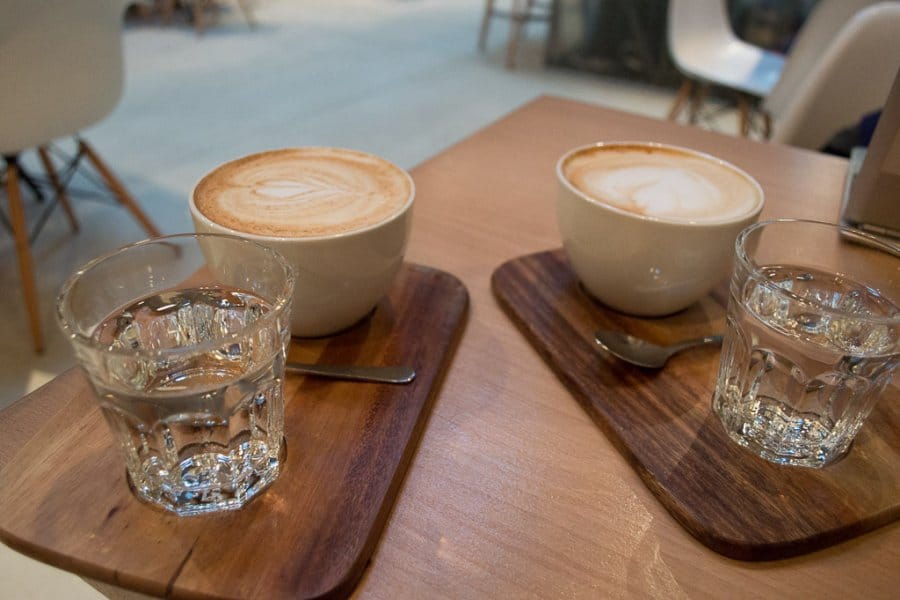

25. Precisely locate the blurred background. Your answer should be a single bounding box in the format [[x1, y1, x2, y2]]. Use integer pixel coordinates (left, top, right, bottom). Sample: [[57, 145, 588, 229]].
[[2, 1, 897, 594]]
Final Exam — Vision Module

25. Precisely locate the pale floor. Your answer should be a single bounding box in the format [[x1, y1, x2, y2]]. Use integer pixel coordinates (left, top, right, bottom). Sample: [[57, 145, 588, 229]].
[[0, 0, 704, 596]]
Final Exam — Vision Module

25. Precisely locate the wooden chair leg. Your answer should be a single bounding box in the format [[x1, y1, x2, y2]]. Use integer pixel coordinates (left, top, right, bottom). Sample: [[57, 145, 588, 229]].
[[194, 0, 207, 35], [160, 0, 176, 24], [478, 0, 495, 52], [505, 0, 528, 68], [4, 160, 44, 353], [762, 110, 773, 140], [688, 84, 707, 125], [668, 79, 694, 121], [737, 94, 751, 137], [236, 0, 255, 29], [37, 146, 79, 233], [78, 139, 161, 238]]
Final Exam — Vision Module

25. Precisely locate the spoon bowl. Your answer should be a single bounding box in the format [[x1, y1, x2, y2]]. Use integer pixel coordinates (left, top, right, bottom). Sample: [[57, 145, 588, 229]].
[[594, 330, 723, 368]]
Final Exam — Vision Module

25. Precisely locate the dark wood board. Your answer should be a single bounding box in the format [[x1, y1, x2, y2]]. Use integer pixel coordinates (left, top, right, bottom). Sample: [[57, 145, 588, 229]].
[[0, 263, 468, 599], [491, 249, 900, 561]]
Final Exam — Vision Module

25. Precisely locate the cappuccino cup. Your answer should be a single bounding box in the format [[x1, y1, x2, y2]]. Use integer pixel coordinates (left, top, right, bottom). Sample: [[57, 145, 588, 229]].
[[190, 147, 414, 336], [557, 142, 764, 316]]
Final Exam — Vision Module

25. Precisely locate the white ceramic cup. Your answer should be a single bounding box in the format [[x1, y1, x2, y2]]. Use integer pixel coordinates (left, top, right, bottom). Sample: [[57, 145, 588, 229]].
[[557, 142, 764, 316], [190, 147, 414, 337]]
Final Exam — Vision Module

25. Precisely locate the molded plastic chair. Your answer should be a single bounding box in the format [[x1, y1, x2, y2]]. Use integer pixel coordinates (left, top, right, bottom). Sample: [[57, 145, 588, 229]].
[[0, 0, 160, 352], [764, 2, 900, 150], [478, 0, 553, 69], [666, 0, 785, 135]]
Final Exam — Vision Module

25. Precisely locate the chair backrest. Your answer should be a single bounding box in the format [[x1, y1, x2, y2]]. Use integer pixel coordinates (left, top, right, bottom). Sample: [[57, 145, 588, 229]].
[[763, 0, 883, 119], [667, 0, 738, 73], [0, 0, 128, 155], [765, 2, 900, 150]]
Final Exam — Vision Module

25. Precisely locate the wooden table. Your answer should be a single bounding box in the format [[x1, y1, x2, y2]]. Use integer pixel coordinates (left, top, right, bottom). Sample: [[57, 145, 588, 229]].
[[2, 96, 898, 598]]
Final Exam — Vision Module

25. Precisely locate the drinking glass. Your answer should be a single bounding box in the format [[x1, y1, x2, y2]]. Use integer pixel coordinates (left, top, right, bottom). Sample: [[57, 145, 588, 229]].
[[713, 219, 899, 467], [57, 234, 294, 515]]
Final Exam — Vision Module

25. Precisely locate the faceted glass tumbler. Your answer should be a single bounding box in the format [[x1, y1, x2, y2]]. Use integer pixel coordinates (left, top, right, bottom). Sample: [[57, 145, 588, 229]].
[[57, 234, 294, 515], [713, 220, 899, 467]]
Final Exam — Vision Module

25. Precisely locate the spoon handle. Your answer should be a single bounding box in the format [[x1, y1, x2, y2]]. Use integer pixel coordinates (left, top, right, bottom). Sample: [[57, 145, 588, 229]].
[[670, 334, 724, 354], [286, 362, 416, 384]]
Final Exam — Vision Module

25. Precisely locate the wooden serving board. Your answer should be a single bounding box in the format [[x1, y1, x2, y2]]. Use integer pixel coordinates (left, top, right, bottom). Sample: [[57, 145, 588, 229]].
[[492, 249, 900, 561], [0, 263, 468, 599]]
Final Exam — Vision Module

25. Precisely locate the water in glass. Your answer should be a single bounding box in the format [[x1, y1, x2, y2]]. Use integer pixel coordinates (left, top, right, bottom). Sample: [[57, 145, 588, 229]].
[[714, 264, 899, 467], [91, 285, 286, 515]]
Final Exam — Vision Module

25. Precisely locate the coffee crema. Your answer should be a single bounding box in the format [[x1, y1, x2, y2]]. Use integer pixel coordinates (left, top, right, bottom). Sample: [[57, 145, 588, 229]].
[[193, 148, 412, 237], [562, 145, 760, 223]]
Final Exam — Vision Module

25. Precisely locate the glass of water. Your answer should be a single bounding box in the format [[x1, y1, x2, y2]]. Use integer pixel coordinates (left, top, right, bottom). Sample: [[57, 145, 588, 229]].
[[57, 234, 294, 515], [713, 219, 899, 467]]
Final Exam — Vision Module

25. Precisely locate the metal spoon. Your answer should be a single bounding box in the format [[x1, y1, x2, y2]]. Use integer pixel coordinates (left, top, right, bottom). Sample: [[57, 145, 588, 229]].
[[286, 362, 416, 384], [594, 330, 724, 369]]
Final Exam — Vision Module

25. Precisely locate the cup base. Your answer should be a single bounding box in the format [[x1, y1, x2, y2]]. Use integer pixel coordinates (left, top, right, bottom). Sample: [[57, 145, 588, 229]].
[[713, 390, 854, 469], [291, 305, 378, 339], [577, 281, 696, 318], [717, 426, 852, 469], [126, 437, 288, 516]]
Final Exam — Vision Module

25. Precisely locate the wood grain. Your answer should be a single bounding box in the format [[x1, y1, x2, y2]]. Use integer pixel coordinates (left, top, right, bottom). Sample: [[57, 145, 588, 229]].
[[0, 263, 468, 599], [492, 249, 900, 560], [3, 97, 900, 599]]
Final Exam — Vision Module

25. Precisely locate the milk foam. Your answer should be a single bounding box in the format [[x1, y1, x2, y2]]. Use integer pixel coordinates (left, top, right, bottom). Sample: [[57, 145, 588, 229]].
[[193, 148, 412, 237], [564, 146, 760, 223]]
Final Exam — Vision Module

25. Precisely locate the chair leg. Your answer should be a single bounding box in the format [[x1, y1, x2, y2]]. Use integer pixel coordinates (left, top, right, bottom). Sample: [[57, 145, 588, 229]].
[[478, 0, 495, 52], [78, 139, 161, 238], [160, 0, 176, 24], [16, 166, 45, 202], [505, 0, 528, 68], [737, 94, 751, 137], [236, 0, 255, 28], [761, 110, 773, 140], [4, 159, 44, 353], [668, 79, 694, 121], [193, 0, 208, 35], [688, 84, 707, 125], [37, 146, 79, 233]]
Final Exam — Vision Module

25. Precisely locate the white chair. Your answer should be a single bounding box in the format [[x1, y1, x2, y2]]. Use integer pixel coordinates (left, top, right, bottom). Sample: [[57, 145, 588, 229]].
[[764, 2, 900, 150], [478, 0, 554, 69], [761, 0, 882, 124], [1, 0, 160, 352], [666, 0, 785, 136]]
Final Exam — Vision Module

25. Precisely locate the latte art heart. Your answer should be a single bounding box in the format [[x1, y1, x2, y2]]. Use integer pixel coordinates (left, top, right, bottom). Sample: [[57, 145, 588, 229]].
[[583, 166, 725, 218], [563, 145, 760, 223], [193, 148, 412, 237], [255, 180, 329, 199]]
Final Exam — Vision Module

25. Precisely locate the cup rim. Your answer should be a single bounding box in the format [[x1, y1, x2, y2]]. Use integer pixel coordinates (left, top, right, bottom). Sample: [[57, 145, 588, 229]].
[[556, 141, 764, 227], [189, 146, 415, 243], [736, 218, 900, 327], [56, 233, 296, 359]]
